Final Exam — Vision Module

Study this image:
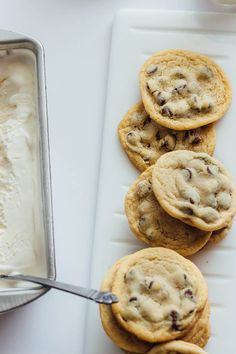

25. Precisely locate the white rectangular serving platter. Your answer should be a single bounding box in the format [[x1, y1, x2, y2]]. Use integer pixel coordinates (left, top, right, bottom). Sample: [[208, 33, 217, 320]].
[[84, 10, 236, 354]]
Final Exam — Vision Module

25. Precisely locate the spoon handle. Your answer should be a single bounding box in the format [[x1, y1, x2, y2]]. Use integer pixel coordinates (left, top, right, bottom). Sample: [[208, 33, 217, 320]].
[[0, 274, 118, 305]]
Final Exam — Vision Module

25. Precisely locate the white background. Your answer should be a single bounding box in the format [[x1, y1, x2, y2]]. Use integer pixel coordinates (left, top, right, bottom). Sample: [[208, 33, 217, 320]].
[[0, 1, 234, 353]]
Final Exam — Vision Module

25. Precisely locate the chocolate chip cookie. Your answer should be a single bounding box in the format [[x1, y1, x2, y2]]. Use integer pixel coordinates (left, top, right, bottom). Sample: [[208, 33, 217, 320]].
[[111, 248, 208, 343], [118, 102, 216, 171], [152, 150, 236, 231], [147, 340, 207, 354], [140, 49, 231, 130], [100, 255, 210, 352], [99, 257, 152, 353], [125, 166, 211, 255]]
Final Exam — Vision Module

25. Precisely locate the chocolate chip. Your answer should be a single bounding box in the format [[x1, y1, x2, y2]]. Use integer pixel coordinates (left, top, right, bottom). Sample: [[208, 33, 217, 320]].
[[170, 310, 180, 331], [191, 136, 201, 145], [184, 131, 189, 139], [143, 156, 150, 163], [159, 134, 176, 152], [161, 140, 168, 149], [146, 64, 158, 75], [182, 207, 193, 215], [156, 92, 166, 106], [174, 84, 187, 94], [147, 143, 151, 148], [207, 166, 212, 174], [126, 131, 140, 145], [190, 198, 195, 204], [170, 310, 179, 321], [189, 309, 194, 314], [161, 106, 173, 117], [148, 281, 154, 289], [173, 79, 188, 95], [184, 289, 194, 299], [172, 322, 180, 331], [156, 131, 161, 140], [186, 168, 192, 180], [154, 91, 172, 106], [144, 117, 151, 125], [146, 233, 153, 240], [137, 180, 152, 198], [184, 274, 187, 280], [202, 103, 213, 113], [129, 296, 138, 302]]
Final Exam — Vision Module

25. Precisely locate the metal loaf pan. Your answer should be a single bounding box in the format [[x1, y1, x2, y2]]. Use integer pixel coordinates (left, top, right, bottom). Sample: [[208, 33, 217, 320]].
[[0, 30, 56, 313]]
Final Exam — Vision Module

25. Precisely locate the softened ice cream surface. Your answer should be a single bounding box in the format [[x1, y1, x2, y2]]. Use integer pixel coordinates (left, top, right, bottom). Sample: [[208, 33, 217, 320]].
[[0, 49, 46, 288]]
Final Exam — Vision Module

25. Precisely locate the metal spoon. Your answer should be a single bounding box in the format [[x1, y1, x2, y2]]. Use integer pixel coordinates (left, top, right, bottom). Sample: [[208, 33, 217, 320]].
[[0, 273, 118, 305]]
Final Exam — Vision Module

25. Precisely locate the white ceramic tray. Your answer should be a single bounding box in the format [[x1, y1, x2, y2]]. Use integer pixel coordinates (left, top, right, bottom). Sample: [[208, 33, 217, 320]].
[[84, 9, 236, 354]]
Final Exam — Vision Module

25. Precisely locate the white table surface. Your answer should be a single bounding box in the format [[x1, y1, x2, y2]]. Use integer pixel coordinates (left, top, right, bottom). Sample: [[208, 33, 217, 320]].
[[0, 1, 234, 353]]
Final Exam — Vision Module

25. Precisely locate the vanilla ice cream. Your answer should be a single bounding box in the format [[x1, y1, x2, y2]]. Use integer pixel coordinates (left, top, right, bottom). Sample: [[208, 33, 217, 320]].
[[0, 49, 47, 288]]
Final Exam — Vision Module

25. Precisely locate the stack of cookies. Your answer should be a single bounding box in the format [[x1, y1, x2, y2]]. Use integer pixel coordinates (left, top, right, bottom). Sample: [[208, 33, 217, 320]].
[[118, 49, 235, 255], [119, 50, 231, 172], [125, 150, 236, 256], [99, 49, 236, 353], [100, 248, 210, 354]]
